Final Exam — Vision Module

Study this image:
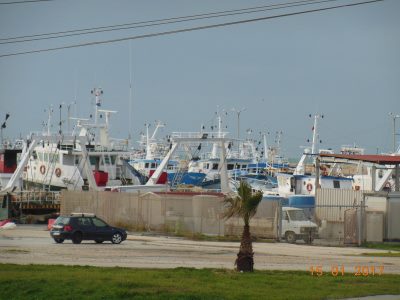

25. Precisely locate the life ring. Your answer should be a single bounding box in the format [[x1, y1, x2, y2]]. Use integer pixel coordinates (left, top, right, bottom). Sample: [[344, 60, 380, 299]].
[[40, 165, 46, 175], [55, 168, 62, 177], [306, 183, 313, 192]]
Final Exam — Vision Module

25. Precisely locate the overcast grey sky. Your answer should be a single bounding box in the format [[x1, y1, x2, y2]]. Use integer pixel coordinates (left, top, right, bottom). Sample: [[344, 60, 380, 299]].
[[0, 0, 399, 157]]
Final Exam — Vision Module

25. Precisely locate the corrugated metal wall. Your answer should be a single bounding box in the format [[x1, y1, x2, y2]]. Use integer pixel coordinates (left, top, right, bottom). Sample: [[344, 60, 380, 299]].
[[315, 188, 363, 222]]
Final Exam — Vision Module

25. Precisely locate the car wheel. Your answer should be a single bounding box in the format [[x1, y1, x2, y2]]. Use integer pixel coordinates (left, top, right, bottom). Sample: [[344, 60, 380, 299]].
[[111, 232, 123, 244], [285, 231, 296, 244], [94, 239, 104, 244], [54, 238, 64, 243], [72, 232, 83, 244]]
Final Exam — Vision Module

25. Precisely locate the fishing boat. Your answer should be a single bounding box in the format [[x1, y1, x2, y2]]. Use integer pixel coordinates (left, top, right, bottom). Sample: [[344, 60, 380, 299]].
[[128, 122, 206, 187], [22, 88, 136, 191]]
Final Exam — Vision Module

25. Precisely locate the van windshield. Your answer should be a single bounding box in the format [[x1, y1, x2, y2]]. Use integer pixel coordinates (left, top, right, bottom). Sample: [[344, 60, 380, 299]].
[[288, 210, 308, 221]]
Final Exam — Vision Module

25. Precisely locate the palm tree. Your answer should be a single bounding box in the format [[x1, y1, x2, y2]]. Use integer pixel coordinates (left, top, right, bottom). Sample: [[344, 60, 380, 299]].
[[223, 180, 263, 272]]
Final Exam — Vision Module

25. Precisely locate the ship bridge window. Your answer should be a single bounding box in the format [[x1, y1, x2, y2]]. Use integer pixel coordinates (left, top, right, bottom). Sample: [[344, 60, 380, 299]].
[[212, 163, 218, 170], [227, 164, 234, 170], [89, 156, 97, 166], [63, 154, 74, 166], [242, 165, 247, 169], [151, 163, 156, 168], [49, 154, 59, 163], [103, 156, 116, 165], [145, 162, 149, 168], [333, 180, 340, 189], [33, 151, 38, 160]]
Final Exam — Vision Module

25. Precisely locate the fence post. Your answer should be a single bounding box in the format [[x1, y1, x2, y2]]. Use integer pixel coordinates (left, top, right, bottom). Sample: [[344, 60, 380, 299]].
[[277, 199, 282, 242], [358, 195, 366, 246]]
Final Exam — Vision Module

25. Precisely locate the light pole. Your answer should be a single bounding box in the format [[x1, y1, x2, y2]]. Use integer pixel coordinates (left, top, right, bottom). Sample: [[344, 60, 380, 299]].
[[232, 107, 246, 139], [389, 113, 400, 153]]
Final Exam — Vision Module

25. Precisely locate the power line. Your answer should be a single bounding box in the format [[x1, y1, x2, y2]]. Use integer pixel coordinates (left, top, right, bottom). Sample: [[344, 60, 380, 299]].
[[0, 0, 338, 43], [0, 0, 54, 5], [0, 0, 384, 58]]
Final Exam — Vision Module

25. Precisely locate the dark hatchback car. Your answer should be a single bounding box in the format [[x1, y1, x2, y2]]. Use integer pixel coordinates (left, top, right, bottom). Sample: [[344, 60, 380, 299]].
[[50, 213, 127, 244]]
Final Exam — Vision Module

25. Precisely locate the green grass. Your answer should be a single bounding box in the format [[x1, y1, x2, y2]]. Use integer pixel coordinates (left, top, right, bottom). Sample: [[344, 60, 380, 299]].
[[0, 249, 30, 254], [362, 242, 400, 252], [360, 252, 400, 257], [178, 232, 276, 243], [0, 264, 399, 299]]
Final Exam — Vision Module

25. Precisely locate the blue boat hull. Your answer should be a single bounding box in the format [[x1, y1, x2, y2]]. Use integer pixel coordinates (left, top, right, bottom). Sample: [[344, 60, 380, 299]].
[[167, 172, 206, 186]]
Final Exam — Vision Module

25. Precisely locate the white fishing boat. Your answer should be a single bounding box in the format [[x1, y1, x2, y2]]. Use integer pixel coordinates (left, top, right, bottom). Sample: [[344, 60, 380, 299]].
[[22, 88, 136, 191]]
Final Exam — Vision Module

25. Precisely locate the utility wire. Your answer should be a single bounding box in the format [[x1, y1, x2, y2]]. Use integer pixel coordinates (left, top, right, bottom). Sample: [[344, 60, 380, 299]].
[[0, 0, 384, 58], [0, 0, 54, 5], [0, 0, 343, 43]]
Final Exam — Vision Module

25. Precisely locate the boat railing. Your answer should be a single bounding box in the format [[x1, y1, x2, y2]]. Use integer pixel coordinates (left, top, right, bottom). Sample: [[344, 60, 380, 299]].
[[172, 186, 222, 194], [171, 132, 229, 139], [110, 138, 129, 151], [11, 190, 61, 205]]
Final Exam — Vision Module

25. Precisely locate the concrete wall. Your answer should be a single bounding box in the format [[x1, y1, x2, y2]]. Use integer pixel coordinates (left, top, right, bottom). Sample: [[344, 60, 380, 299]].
[[60, 191, 279, 238], [387, 192, 400, 240]]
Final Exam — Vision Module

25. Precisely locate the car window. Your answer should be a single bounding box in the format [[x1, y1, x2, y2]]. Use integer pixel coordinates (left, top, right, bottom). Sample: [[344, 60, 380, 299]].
[[77, 217, 92, 226], [92, 218, 107, 228], [55, 217, 70, 225]]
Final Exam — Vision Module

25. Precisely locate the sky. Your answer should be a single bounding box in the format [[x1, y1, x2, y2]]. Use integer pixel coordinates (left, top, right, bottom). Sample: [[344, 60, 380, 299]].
[[0, 0, 399, 158]]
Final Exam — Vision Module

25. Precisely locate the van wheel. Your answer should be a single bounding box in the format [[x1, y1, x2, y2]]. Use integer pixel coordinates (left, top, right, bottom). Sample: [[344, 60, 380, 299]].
[[72, 232, 82, 244], [285, 231, 296, 244]]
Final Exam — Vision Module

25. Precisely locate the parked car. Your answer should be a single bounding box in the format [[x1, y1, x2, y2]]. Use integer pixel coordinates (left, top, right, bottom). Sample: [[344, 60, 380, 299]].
[[50, 213, 127, 244]]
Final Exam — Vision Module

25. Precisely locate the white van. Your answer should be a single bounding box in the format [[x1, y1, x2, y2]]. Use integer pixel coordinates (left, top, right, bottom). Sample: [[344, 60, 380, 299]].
[[281, 207, 318, 244]]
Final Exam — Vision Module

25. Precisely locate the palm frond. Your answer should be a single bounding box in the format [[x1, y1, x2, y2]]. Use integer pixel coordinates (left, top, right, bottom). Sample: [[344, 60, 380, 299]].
[[223, 181, 263, 224]]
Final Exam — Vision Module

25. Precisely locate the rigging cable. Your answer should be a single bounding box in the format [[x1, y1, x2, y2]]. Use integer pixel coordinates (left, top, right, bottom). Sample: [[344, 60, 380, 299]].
[[0, 0, 54, 5], [0, 0, 384, 58], [0, 0, 342, 44]]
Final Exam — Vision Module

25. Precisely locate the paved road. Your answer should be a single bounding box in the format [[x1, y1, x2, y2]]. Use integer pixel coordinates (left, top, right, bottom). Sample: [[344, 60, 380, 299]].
[[1, 225, 399, 274]]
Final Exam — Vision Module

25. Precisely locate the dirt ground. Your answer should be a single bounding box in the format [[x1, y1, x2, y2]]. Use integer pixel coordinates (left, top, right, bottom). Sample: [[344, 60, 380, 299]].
[[1, 225, 399, 274]]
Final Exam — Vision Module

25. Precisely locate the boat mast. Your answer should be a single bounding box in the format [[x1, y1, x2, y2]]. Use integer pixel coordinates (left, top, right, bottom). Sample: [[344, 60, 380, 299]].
[[310, 113, 324, 155], [151, 121, 165, 140], [262, 132, 269, 161], [91, 87, 103, 127], [46, 105, 53, 136], [211, 110, 224, 159], [145, 123, 152, 159]]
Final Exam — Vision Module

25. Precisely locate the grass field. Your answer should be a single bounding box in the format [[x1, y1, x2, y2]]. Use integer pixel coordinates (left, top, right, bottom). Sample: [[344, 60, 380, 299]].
[[360, 252, 400, 257], [1, 264, 399, 299], [362, 242, 400, 252]]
